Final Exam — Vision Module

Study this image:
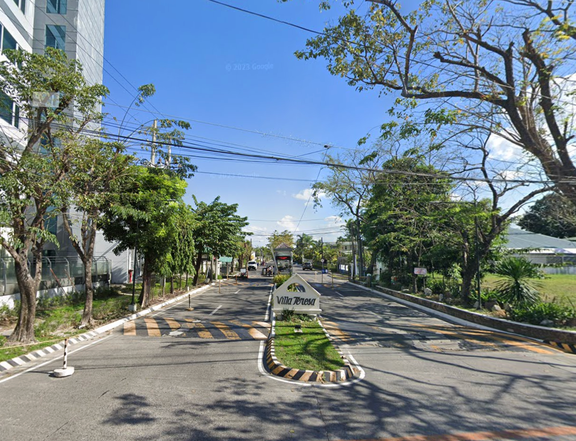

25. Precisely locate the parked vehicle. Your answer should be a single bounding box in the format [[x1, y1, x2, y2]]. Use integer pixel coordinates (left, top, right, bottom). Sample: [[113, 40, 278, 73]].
[[248, 260, 258, 271], [303, 262, 313, 270]]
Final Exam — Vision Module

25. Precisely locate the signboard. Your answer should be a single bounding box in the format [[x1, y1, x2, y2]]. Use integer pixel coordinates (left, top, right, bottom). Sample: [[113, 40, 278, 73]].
[[414, 267, 427, 275], [272, 273, 321, 315]]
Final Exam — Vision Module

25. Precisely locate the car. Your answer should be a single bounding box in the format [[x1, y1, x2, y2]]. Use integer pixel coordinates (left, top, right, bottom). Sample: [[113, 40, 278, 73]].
[[247, 260, 258, 271], [302, 262, 313, 270]]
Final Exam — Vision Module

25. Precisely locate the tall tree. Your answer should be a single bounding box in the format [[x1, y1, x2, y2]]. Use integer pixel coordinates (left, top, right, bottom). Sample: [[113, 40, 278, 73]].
[[60, 139, 135, 327], [313, 147, 384, 277], [294, 233, 315, 262], [517, 193, 576, 238], [267, 230, 295, 249], [363, 155, 455, 291], [0, 48, 107, 343], [190, 197, 249, 285], [100, 167, 188, 308], [293, 0, 576, 205]]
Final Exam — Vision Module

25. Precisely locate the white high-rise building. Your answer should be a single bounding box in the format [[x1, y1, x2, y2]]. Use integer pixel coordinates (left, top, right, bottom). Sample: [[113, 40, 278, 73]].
[[0, 1, 128, 305], [1, 0, 105, 130]]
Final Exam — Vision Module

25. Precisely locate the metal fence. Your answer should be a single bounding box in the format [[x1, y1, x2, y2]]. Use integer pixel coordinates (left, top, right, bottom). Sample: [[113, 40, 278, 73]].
[[0, 256, 111, 296]]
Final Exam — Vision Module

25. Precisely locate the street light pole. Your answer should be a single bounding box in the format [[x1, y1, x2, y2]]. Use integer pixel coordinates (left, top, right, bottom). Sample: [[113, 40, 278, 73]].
[[130, 245, 138, 312]]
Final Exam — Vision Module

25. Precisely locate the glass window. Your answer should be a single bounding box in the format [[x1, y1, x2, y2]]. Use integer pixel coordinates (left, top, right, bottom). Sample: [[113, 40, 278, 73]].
[[0, 91, 18, 127], [47, 0, 67, 14], [2, 28, 17, 52], [13, 0, 26, 14], [45, 25, 66, 50]]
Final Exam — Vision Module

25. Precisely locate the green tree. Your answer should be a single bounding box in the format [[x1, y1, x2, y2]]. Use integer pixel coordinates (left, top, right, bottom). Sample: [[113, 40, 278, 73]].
[[0, 48, 107, 343], [363, 154, 455, 291], [293, 0, 576, 206], [165, 204, 197, 291], [267, 230, 294, 250], [100, 167, 188, 308], [60, 139, 135, 327], [294, 233, 315, 263], [517, 193, 576, 238], [190, 197, 249, 285]]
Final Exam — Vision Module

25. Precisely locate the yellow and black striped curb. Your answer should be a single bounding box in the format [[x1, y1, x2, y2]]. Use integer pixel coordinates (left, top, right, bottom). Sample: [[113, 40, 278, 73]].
[[264, 319, 361, 384], [544, 341, 576, 354]]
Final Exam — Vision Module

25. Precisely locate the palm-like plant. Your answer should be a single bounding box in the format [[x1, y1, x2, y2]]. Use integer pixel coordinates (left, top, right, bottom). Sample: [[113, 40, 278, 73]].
[[494, 257, 542, 307]]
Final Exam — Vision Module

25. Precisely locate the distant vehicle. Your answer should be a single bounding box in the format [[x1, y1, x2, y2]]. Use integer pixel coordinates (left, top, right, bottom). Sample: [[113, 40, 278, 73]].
[[302, 262, 313, 270], [248, 260, 258, 271], [239, 268, 248, 278]]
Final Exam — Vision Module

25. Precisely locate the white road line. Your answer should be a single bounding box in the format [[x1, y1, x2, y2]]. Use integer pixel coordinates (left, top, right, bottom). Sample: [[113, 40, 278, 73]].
[[209, 305, 222, 316], [334, 291, 343, 297], [234, 290, 240, 294], [0, 335, 114, 384]]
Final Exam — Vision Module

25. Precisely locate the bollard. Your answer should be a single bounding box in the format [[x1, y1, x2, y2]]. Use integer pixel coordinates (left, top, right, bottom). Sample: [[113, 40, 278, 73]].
[[53, 338, 74, 377], [187, 293, 194, 311]]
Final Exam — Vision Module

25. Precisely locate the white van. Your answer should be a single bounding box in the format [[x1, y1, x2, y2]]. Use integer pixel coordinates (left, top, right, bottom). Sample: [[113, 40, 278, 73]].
[[248, 260, 258, 271]]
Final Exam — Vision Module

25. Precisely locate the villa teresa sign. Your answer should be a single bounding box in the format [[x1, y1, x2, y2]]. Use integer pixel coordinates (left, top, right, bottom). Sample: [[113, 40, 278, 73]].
[[272, 273, 321, 315]]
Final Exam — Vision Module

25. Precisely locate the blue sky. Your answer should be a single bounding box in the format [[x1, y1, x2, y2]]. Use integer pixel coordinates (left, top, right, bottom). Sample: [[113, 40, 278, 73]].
[[103, 1, 391, 246]]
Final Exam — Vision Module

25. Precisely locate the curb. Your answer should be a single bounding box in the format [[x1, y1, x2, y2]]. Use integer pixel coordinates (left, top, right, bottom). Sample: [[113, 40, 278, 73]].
[[0, 284, 213, 373], [544, 341, 576, 354], [264, 317, 360, 384]]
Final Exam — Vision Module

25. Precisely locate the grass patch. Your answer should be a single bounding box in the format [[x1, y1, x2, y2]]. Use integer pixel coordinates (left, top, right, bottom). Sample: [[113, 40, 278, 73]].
[[274, 315, 345, 372], [483, 273, 576, 307]]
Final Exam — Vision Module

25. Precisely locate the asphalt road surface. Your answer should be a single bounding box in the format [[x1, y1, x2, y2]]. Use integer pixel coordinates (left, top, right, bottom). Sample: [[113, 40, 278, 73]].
[[2, 270, 576, 441]]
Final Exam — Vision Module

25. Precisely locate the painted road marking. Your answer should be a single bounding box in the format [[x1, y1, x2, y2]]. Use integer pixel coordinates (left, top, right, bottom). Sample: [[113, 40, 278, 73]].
[[164, 317, 181, 330], [143, 318, 161, 337], [209, 305, 222, 316], [414, 324, 556, 354], [124, 320, 136, 336], [322, 320, 352, 342], [230, 319, 268, 340], [335, 424, 576, 441], [125, 317, 270, 340], [212, 321, 241, 340]]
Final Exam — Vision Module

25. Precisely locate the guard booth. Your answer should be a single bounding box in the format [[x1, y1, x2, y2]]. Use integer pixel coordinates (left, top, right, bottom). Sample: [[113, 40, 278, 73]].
[[273, 243, 293, 273]]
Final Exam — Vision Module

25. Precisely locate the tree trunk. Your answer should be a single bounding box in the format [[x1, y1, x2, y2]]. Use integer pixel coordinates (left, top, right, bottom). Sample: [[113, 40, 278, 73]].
[[193, 254, 203, 285], [81, 256, 95, 328], [8, 258, 40, 344], [139, 257, 153, 308], [460, 265, 475, 304], [170, 276, 174, 294]]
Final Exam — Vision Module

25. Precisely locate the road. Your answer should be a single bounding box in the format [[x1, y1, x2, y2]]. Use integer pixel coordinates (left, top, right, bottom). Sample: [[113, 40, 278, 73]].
[[1, 270, 576, 440]]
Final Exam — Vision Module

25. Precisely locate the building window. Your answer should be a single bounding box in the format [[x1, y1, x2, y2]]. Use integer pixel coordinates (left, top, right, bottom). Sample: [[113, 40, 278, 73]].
[[0, 24, 18, 53], [45, 25, 66, 51], [13, 0, 26, 14], [0, 91, 19, 128], [47, 0, 67, 14]]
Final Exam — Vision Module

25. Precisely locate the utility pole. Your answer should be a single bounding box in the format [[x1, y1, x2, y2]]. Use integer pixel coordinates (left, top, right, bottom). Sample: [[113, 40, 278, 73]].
[[150, 119, 158, 165]]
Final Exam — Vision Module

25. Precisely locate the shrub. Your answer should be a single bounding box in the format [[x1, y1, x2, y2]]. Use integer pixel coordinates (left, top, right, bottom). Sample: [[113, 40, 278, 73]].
[[509, 301, 576, 327], [274, 274, 290, 288], [493, 257, 542, 307]]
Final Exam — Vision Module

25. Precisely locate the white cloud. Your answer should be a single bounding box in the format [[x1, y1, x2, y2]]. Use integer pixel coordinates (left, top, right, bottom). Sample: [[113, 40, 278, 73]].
[[277, 215, 299, 231], [487, 133, 523, 162], [293, 188, 325, 205], [324, 215, 345, 228]]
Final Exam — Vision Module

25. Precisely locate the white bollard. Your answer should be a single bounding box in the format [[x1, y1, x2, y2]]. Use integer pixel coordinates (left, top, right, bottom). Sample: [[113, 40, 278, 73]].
[[53, 338, 75, 378]]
